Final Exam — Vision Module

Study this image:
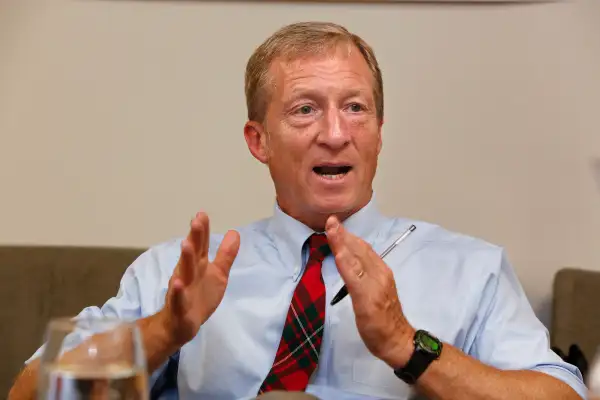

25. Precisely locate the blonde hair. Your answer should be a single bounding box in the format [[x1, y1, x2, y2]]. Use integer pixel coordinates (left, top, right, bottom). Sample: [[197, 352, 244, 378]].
[[244, 21, 384, 123]]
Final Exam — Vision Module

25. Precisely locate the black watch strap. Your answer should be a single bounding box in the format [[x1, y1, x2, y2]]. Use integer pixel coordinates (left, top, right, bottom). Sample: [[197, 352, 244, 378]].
[[394, 350, 433, 384], [394, 330, 442, 385]]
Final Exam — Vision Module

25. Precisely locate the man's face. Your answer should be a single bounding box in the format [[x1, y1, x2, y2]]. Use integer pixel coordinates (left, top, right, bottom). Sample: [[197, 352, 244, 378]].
[[245, 45, 382, 227]]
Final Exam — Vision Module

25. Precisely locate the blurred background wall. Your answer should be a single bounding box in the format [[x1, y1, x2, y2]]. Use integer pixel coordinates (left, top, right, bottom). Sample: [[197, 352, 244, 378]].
[[1, 0, 599, 325]]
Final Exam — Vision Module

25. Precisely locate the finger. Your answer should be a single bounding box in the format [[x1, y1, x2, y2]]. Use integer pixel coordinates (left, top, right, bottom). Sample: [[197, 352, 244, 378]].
[[333, 247, 363, 291], [176, 215, 200, 282], [326, 215, 364, 255], [190, 212, 210, 261], [327, 215, 363, 262], [327, 216, 376, 274], [169, 278, 186, 316], [212, 230, 241, 276], [182, 212, 209, 285], [326, 217, 363, 287], [179, 239, 195, 286], [354, 239, 379, 274], [325, 215, 346, 256]]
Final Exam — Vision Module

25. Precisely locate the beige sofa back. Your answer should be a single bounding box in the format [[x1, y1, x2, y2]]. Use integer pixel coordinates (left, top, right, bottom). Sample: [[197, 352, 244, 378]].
[[552, 267, 600, 362], [0, 245, 144, 398]]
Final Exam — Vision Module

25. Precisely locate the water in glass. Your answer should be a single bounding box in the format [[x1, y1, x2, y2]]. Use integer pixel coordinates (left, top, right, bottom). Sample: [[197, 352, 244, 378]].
[[37, 317, 148, 400]]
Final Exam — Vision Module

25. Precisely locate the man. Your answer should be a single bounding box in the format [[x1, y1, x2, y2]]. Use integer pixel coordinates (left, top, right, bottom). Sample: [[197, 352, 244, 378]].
[[9, 22, 587, 400]]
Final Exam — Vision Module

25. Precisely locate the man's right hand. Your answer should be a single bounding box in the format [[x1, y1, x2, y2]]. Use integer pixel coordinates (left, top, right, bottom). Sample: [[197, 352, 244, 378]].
[[158, 211, 241, 347], [8, 212, 240, 400]]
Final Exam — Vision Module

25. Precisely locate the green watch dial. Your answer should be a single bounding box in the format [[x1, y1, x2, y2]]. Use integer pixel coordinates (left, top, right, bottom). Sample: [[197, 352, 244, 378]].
[[415, 330, 442, 355]]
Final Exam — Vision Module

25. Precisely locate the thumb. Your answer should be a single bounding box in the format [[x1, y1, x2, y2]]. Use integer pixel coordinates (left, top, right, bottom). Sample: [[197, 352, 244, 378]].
[[212, 230, 240, 275]]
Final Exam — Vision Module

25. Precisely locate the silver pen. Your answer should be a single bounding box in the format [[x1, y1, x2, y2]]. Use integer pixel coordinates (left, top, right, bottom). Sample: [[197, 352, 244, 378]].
[[380, 224, 417, 258], [330, 224, 417, 306]]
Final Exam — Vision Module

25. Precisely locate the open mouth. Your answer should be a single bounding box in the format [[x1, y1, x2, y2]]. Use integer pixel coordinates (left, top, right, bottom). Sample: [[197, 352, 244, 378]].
[[312, 165, 353, 180]]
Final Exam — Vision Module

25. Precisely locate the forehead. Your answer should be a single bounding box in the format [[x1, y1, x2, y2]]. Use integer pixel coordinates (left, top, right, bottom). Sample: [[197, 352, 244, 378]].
[[267, 45, 375, 96]]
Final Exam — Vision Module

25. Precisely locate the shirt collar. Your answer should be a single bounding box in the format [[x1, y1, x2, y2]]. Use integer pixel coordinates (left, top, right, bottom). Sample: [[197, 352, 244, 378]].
[[267, 193, 386, 274]]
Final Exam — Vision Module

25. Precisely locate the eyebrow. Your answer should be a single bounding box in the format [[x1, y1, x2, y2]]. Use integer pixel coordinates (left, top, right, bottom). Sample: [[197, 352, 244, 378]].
[[341, 88, 369, 100]]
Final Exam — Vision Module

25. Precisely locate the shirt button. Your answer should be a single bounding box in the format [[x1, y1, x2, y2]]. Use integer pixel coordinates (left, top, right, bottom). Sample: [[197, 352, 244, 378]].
[[294, 266, 300, 275]]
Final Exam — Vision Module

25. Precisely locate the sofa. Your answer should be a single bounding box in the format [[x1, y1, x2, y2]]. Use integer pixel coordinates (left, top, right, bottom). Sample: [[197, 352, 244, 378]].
[[551, 267, 600, 370], [0, 245, 145, 397], [0, 246, 598, 397]]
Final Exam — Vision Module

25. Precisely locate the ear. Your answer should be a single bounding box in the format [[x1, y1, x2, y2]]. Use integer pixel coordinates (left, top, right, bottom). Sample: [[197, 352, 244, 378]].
[[244, 121, 269, 164]]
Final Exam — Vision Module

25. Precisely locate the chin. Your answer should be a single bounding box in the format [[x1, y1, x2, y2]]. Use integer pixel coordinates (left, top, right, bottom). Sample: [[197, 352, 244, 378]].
[[309, 191, 361, 216]]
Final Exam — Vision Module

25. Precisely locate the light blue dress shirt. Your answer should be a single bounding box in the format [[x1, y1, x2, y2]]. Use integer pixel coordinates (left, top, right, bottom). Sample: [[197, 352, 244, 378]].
[[28, 198, 587, 399]]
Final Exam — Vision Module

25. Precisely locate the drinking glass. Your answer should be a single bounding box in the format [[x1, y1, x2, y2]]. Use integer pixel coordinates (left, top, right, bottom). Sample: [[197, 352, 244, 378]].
[[37, 317, 148, 400]]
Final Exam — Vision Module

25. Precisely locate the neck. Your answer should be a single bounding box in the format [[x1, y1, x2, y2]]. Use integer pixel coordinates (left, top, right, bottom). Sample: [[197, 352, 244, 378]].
[[277, 193, 373, 232]]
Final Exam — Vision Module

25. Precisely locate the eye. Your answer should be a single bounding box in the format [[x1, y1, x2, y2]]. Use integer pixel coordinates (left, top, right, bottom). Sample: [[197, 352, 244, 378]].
[[348, 103, 363, 113], [296, 105, 314, 115]]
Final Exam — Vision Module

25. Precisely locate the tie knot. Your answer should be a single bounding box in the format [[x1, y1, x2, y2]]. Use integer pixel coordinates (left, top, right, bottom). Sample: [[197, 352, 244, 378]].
[[307, 233, 331, 263]]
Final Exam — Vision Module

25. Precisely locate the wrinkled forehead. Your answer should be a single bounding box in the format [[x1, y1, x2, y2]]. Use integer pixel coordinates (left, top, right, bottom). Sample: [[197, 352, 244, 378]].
[[278, 38, 355, 62], [266, 42, 374, 93]]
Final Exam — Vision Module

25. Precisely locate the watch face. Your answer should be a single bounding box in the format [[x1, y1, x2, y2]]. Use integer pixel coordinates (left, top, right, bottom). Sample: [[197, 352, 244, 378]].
[[415, 330, 442, 355]]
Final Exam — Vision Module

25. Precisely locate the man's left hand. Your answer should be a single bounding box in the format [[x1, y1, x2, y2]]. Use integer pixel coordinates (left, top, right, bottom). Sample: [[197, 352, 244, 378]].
[[326, 215, 415, 369]]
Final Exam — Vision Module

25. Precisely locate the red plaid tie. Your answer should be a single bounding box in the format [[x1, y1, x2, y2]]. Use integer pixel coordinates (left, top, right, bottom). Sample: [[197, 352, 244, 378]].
[[258, 233, 331, 393]]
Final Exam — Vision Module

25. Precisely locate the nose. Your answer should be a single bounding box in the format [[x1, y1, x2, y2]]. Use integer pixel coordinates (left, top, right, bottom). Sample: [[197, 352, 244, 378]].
[[316, 107, 351, 150]]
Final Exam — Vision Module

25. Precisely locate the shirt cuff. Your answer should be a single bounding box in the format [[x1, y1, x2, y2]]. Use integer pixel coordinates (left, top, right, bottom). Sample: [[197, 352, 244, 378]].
[[533, 364, 588, 399]]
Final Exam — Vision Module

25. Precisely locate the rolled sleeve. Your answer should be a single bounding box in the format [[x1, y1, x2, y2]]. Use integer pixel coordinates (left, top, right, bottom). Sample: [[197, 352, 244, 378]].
[[468, 250, 587, 398], [532, 364, 588, 399]]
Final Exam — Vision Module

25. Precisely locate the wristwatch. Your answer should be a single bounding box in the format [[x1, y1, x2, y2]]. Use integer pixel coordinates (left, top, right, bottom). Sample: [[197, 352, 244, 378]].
[[394, 329, 443, 384]]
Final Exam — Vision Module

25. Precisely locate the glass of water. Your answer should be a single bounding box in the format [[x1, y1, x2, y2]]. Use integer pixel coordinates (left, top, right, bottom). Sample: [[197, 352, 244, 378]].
[[37, 317, 148, 400]]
